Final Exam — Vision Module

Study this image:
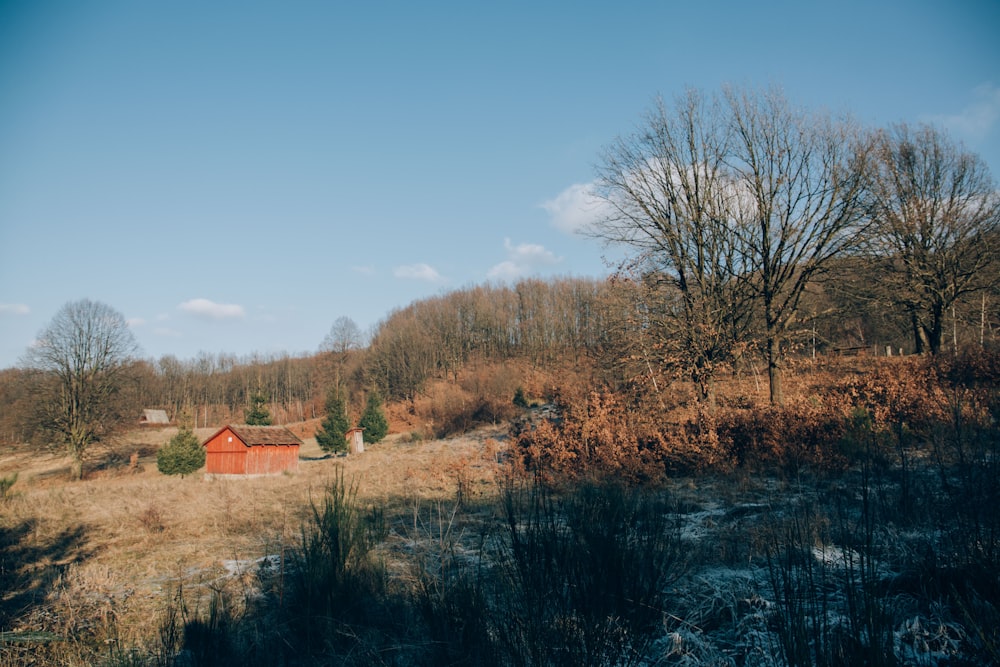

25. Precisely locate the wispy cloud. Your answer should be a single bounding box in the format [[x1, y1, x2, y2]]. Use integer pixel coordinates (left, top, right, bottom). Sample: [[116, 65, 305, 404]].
[[541, 182, 609, 234], [352, 265, 376, 276], [126, 317, 146, 327], [178, 298, 246, 320], [0, 304, 30, 316], [488, 238, 562, 281], [393, 263, 445, 283], [924, 83, 1000, 140]]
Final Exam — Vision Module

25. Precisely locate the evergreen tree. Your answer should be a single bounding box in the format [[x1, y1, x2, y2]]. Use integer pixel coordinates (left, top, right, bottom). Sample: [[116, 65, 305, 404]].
[[157, 426, 206, 477], [315, 387, 350, 454], [358, 390, 389, 444], [245, 390, 272, 425], [513, 386, 529, 409]]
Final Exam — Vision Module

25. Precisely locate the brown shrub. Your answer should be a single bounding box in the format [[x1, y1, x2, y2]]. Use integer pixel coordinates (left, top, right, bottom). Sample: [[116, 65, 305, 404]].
[[137, 504, 166, 533], [833, 358, 948, 436], [511, 353, 1000, 481], [510, 390, 732, 482], [937, 346, 1000, 388], [512, 390, 858, 480], [714, 400, 851, 472], [417, 383, 515, 438]]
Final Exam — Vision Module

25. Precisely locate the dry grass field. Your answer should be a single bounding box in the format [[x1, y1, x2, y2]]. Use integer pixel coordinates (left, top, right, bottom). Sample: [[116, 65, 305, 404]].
[[0, 422, 505, 658]]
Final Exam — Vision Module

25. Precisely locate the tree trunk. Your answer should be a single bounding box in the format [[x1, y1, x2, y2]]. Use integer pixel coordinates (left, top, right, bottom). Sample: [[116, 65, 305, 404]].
[[928, 302, 944, 355], [692, 363, 716, 412], [70, 456, 83, 481], [911, 312, 926, 355], [767, 336, 784, 405]]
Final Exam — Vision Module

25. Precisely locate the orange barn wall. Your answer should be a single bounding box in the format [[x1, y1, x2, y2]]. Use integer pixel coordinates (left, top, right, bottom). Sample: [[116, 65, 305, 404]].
[[204, 427, 247, 475], [246, 444, 299, 475], [203, 427, 299, 475], [206, 450, 247, 474]]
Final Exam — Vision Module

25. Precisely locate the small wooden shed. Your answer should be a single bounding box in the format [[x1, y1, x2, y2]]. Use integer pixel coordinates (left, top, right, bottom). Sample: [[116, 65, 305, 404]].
[[203, 425, 302, 477], [346, 427, 365, 454], [140, 409, 170, 425]]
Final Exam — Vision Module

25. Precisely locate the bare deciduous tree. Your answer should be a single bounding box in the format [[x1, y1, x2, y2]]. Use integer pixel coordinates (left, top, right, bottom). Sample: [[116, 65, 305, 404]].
[[322, 316, 364, 355], [865, 123, 1000, 354], [592, 89, 756, 405], [726, 86, 870, 404], [593, 86, 869, 404], [24, 299, 140, 480], [320, 315, 364, 392]]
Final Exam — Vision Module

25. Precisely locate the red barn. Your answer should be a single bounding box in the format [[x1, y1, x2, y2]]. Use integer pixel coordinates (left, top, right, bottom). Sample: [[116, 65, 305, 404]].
[[203, 425, 302, 477]]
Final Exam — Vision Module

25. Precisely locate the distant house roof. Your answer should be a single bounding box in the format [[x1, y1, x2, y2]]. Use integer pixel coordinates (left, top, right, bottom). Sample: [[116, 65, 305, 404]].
[[140, 409, 170, 425], [218, 425, 303, 447]]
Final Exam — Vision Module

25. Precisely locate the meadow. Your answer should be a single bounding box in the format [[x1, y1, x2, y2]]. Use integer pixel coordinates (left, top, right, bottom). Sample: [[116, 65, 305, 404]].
[[1, 353, 999, 666]]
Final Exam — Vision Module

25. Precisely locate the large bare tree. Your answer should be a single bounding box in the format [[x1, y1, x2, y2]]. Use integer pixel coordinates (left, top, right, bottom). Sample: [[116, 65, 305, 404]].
[[592, 88, 755, 405], [24, 299, 141, 480], [865, 123, 1000, 354], [725, 86, 870, 404], [320, 315, 364, 391], [593, 86, 869, 404], [322, 315, 364, 355]]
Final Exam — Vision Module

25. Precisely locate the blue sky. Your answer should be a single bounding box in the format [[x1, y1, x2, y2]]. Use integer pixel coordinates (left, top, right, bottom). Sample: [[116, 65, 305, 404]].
[[1, 1, 998, 369]]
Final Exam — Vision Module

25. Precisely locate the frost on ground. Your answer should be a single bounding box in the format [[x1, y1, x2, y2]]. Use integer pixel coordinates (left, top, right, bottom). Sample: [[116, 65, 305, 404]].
[[645, 473, 998, 667], [220, 554, 281, 578]]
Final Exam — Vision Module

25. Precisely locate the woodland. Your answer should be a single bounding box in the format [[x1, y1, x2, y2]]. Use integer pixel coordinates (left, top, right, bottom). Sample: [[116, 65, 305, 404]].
[[1, 269, 998, 451]]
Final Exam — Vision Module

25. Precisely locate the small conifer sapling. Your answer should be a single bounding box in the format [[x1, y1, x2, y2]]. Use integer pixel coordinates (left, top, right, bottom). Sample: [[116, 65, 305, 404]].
[[245, 390, 273, 426], [316, 388, 350, 454], [358, 390, 389, 444], [157, 426, 206, 477]]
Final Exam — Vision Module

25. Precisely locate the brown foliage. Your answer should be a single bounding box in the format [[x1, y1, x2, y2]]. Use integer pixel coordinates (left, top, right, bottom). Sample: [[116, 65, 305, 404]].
[[511, 390, 856, 481], [714, 400, 850, 471], [833, 358, 948, 434], [512, 352, 1000, 480], [511, 390, 731, 482], [392, 362, 530, 439]]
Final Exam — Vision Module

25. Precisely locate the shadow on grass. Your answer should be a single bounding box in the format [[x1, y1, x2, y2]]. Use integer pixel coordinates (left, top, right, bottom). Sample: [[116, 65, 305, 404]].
[[151, 475, 685, 667], [298, 454, 335, 461], [0, 519, 90, 632]]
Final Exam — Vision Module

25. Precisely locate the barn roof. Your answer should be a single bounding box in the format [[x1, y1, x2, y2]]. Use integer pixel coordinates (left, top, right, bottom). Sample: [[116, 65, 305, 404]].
[[212, 424, 304, 447], [140, 409, 170, 424]]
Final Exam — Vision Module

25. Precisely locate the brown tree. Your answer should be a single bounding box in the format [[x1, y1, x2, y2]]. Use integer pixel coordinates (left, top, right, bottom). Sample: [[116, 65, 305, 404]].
[[593, 86, 869, 404], [726, 86, 870, 403], [322, 316, 364, 356], [319, 315, 364, 394], [865, 123, 1000, 354], [23, 299, 141, 480], [593, 89, 755, 405]]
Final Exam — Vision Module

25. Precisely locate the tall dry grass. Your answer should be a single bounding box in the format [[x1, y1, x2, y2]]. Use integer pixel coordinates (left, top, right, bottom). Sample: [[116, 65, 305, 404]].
[[0, 424, 500, 665]]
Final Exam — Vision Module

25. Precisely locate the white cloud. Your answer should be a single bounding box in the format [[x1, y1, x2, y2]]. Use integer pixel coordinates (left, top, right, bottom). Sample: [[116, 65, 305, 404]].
[[126, 317, 146, 327], [393, 263, 444, 282], [178, 298, 246, 320], [352, 265, 376, 276], [487, 238, 562, 281], [925, 83, 1000, 140], [0, 304, 29, 316], [487, 261, 521, 281], [541, 182, 610, 234]]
